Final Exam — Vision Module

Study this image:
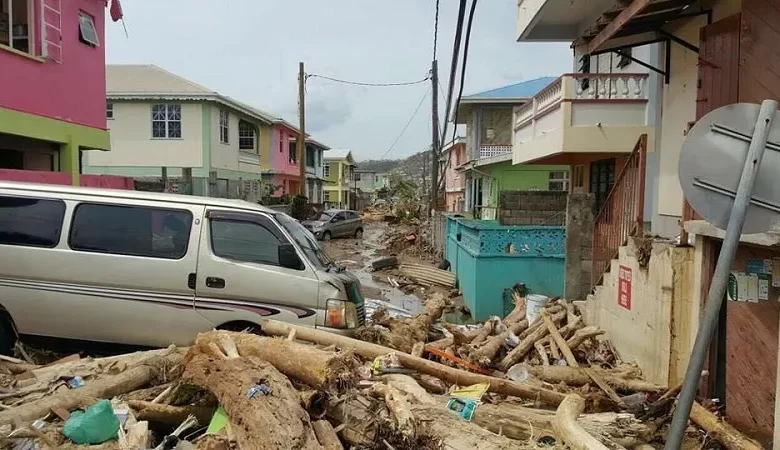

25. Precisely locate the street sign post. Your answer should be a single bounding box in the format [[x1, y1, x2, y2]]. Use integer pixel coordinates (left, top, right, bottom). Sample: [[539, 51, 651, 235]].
[[667, 100, 780, 450]]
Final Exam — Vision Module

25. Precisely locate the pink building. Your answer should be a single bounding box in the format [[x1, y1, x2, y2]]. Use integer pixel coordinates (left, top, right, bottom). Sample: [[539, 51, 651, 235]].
[[0, 0, 121, 184], [262, 121, 303, 197], [441, 137, 466, 212]]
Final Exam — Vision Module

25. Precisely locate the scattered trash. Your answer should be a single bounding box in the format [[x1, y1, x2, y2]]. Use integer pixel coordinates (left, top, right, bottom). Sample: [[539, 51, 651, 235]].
[[67, 376, 85, 389], [506, 363, 530, 383], [247, 383, 272, 399], [448, 382, 489, 402], [525, 293, 549, 324], [446, 398, 479, 422], [63, 400, 120, 445]]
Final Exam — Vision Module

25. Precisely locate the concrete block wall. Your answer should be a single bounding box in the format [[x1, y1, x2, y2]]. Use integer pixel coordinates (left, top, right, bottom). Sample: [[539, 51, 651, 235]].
[[498, 191, 568, 226], [578, 237, 695, 387]]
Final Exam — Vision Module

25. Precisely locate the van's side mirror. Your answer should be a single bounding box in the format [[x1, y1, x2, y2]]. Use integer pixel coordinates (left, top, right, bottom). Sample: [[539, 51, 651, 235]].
[[279, 243, 304, 270]]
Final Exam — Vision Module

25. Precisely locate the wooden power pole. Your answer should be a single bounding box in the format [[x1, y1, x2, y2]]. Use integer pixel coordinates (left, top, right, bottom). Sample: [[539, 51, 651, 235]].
[[297, 62, 307, 196], [430, 60, 440, 213]]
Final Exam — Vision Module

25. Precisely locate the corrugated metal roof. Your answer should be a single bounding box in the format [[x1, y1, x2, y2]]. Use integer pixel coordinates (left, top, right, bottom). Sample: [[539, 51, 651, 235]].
[[325, 149, 353, 160], [462, 76, 557, 100]]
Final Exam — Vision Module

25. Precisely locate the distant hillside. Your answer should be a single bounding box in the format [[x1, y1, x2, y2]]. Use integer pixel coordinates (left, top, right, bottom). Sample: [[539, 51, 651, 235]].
[[358, 150, 432, 187]]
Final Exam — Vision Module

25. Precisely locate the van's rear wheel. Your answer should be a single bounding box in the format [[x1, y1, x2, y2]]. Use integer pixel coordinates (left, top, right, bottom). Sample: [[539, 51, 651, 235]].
[[354, 228, 364, 239]]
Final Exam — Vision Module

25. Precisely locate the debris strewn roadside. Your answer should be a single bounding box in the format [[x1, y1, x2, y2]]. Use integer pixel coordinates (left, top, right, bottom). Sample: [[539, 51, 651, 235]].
[[0, 289, 761, 449]]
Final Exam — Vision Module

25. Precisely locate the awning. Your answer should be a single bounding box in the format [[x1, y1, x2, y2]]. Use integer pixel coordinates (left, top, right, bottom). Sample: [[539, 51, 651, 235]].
[[577, 0, 704, 54]]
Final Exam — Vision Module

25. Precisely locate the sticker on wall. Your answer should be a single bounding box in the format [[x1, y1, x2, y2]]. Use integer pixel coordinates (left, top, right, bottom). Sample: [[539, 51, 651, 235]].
[[746, 274, 760, 303], [759, 274, 770, 301], [773, 258, 780, 288], [746, 258, 772, 276], [728, 272, 750, 302], [617, 265, 632, 311]]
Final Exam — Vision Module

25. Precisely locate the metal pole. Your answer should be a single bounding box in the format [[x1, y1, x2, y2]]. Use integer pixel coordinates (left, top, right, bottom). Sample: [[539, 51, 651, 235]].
[[665, 99, 778, 450], [297, 62, 307, 196], [430, 59, 440, 214]]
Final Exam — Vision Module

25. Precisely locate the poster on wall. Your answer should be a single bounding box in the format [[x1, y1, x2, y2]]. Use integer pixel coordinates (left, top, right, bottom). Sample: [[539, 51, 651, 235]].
[[618, 265, 632, 311], [745, 258, 772, 301], [728, 271, 759, 302]]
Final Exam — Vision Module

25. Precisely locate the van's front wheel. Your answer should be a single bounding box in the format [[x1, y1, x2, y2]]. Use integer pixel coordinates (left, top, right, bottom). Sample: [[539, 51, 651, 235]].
[[0, 318, 17, 356], [322, 231, 332, 241]]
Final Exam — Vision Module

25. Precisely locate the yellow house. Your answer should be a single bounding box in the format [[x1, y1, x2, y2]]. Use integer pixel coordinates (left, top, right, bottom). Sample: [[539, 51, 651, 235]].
[[323, 150, 356, 208]]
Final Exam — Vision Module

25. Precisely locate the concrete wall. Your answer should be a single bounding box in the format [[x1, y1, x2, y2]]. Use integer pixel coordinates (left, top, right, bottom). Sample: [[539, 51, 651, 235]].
[[0, 0, 108, 131], [498, 190, 568, 226], [90, 101, 203, 170], [565, 193, 595, 302], [580, 238, 695, 386]]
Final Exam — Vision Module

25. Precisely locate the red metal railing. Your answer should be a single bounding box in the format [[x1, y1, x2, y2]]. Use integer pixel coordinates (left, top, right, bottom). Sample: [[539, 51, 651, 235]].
[[592, 134, 648, 287]]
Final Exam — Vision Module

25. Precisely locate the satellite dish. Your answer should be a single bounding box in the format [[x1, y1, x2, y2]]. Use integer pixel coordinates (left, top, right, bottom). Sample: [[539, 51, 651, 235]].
[[678, 103, 780, 234]]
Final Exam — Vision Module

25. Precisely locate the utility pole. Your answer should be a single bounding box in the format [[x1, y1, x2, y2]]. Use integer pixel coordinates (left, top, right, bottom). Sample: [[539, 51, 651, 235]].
[[429, 60, 440, 213], [297, 62, 307, 196]]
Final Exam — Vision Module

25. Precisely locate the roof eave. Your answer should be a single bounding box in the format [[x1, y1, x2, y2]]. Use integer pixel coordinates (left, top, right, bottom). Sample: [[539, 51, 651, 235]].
[[107, 92, 276, 125]]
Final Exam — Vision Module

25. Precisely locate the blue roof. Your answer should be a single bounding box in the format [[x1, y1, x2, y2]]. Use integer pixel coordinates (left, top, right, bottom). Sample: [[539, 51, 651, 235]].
[[462, 76, 557, 100]]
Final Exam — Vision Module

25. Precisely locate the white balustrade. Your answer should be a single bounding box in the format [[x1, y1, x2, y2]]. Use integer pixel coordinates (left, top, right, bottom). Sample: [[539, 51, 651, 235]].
[[479, 145, 512, 159], [573, 73, 647, 100]]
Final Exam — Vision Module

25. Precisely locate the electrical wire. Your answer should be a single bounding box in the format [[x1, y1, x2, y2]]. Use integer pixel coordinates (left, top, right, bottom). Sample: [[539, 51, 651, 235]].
[[306, 72, 430, 87], [438, 0, 468, 155], [380, 88, 430, 160], [433, 0, 441, 61], [449, 0, 478, 147]]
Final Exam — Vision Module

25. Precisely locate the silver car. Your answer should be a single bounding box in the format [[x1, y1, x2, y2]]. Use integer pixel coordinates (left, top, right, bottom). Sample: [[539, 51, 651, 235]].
[[301, 209, 364, 241]]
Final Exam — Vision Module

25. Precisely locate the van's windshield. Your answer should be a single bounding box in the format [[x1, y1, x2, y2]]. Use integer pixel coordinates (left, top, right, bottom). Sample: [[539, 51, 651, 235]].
[[275, 213, 333, 269]]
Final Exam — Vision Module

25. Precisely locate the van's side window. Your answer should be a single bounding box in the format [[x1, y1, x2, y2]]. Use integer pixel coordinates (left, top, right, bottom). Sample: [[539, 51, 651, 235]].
[[0, 196, 65, 248], [210, 219, 282, 266], [69, 203, 193, 259]]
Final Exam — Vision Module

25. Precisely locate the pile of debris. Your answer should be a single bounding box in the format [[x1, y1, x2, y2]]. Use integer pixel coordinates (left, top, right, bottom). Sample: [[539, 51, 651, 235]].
[[0, 294, 762, 449], [355, 292, 763, 450]]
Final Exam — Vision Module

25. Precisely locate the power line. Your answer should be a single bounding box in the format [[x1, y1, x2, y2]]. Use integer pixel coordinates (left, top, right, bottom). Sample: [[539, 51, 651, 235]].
[[380, 88, 430, 160], [450, 0, 478, 146], [439, 0, 468, 154], [306, 72, 430, 88], [433, 0, 440, 61]]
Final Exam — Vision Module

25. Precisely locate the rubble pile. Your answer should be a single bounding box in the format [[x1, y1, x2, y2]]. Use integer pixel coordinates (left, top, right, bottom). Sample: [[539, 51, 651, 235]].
[[380, 223, 436, 263], [0, 294, 762, 449]]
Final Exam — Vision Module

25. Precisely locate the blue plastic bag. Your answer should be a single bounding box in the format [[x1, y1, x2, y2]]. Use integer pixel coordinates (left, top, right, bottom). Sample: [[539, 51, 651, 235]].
[[62, 399, 120, 444]]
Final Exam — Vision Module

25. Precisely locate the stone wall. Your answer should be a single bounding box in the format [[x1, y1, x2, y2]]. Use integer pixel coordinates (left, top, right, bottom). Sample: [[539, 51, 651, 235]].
[[498, 191, 568, 226]]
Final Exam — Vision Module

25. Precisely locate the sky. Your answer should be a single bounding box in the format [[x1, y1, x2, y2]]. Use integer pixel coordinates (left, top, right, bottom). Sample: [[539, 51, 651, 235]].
[[105, 0, 572, 161]]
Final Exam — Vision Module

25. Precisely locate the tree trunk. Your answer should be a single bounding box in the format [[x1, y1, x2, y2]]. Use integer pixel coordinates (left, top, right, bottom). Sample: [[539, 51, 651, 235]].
[[355, 293, 448, 353], [544, 314, 578, 367], [690, 402, 763, 450], [182, 352, 323, 450], [553, 394, 610, 450], [261, 319, 566, 406], [312, 420, 343, 450], [525, 365, 666, 393], [192, 330, 360, 393], [459, 400, 653, 448], [567, 326, 605, 350], [127, 400, 215, 426], [468, 319, 528, 366], [0, 352, 183, 424]]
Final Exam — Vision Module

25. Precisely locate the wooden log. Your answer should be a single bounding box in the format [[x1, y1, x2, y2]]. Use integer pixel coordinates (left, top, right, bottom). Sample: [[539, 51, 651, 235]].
[[468, 319, 528, 365], [355, 293, 448, 353], [312, 420, 343, 450], [567, 326, 606, 349], [192, 330, 360, 392], [127, 400, 214, 426], [498, 309, 569, 371], [448, 399, 653, 448], [182, 353, 322, 450], [261, 319, 567, 406], [0, 351, 183, 424], [326, 395, 377, 446], [371, 256, 398, 271], [548, 332, 561, 360], [194, 434, 233, 450], [690, 402, 763, 450], [369, 383, 417, 436], [544, 314, 578, 367], [535, 341, 551, 366], [553, 394, 610, 450], [525, 365, 666, 393]]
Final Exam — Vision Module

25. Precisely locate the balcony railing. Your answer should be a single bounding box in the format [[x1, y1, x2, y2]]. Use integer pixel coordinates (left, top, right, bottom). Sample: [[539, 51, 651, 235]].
[[592, 134, 648, 288], [478, 145, 512, 159], [515, 73, 650, 128], [238, 151, 260, 165]]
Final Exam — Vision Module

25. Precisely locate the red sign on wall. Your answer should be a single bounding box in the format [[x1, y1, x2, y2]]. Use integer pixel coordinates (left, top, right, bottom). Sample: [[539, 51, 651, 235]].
[[618, 265, 632, 311]]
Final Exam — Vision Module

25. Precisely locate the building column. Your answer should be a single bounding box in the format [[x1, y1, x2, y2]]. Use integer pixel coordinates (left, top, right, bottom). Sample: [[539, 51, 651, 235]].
[[60, 136, 79, 186]]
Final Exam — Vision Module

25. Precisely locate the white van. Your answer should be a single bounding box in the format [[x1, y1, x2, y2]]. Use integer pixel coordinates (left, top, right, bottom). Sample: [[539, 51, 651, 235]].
[[0, 182, 365, 352]]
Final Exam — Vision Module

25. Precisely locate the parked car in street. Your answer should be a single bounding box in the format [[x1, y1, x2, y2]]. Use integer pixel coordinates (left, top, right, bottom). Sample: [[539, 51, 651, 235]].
[[0, 182, 366, 353], [300, 209, 364, 241]]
